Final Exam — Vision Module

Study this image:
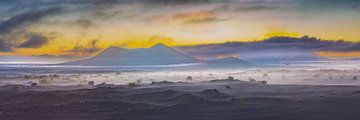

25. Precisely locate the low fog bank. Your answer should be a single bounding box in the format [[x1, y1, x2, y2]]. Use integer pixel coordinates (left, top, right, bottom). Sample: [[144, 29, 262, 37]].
[[0, 60, 359, 87]]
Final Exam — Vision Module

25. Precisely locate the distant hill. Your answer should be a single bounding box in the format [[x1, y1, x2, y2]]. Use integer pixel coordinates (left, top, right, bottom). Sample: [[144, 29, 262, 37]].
[[64, 43, 198, 66], [238, 49, 325, 63], [206, 57, 248, 65], [203, 57, 252, 67], [350, 58, 360, 61]]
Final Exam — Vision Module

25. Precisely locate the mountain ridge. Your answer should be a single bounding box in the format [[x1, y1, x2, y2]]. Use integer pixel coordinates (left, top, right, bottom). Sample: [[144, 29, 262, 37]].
[[64, 43, 198, 66], [206, 57, 249, 65]]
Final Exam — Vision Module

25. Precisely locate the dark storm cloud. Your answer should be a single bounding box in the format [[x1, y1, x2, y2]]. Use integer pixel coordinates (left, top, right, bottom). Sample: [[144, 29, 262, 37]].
[[259, 36, 360, 52], [0, 7, 61, 51], [318, 43, 360, 52], [0, 7, 62, 34], [18, 34, 48, 48], [176, 36, 360, 58]]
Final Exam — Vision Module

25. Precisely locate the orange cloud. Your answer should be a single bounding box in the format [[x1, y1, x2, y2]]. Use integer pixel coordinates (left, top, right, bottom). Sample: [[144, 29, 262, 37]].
[[120, 35, 176, 48], [264, 26, 300, 38]]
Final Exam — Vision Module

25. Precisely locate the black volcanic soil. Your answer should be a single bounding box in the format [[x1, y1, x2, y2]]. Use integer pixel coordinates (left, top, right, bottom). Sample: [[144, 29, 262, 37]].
[[1, 83, 360, 120]]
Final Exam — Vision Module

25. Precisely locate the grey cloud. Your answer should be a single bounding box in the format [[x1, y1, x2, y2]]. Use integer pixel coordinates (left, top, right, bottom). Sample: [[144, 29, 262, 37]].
[[67, 38, 101, 55], [295, 0, 360, 10], [227, 0, 360, 12], [5, 0, 119, 6], [72, 19, 95, 29], [10, 0, 215, 6], [184, 17, 224, 24], [5, 0, 360, 11], [318, 43, 360, 52], [234, 5, 280, 12], [18, 34, 48, 48], [0, 39, 12, 52], [140, 0, 215, 5]]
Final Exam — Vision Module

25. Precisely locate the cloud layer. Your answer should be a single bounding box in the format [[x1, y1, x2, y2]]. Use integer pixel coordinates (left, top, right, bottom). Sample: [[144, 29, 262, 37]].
[[177, 36, 360, 59], [0, 0, 359, 56]]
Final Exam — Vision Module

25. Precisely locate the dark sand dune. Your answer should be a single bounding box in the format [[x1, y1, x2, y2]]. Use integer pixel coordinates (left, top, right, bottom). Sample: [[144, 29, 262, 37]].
[[195, 89, 231, 100], [123, 90, 184, 105], [1, 83, 360, 120], [159, 93, 206, 106]]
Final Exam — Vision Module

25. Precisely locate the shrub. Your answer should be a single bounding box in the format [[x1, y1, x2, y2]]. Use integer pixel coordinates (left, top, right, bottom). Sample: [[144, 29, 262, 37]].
[[236, 99, 246, 109], [228, 76, 234, 80], [30, 82, 37, 86], [128, 82, 137, 87], [225, 85, 232, 89], [88, 81, 95, 86], [186, 76, 193, 80]]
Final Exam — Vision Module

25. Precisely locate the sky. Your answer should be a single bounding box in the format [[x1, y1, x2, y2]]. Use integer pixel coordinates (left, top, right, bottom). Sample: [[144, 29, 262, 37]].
[[0, 0, 359, 57]]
